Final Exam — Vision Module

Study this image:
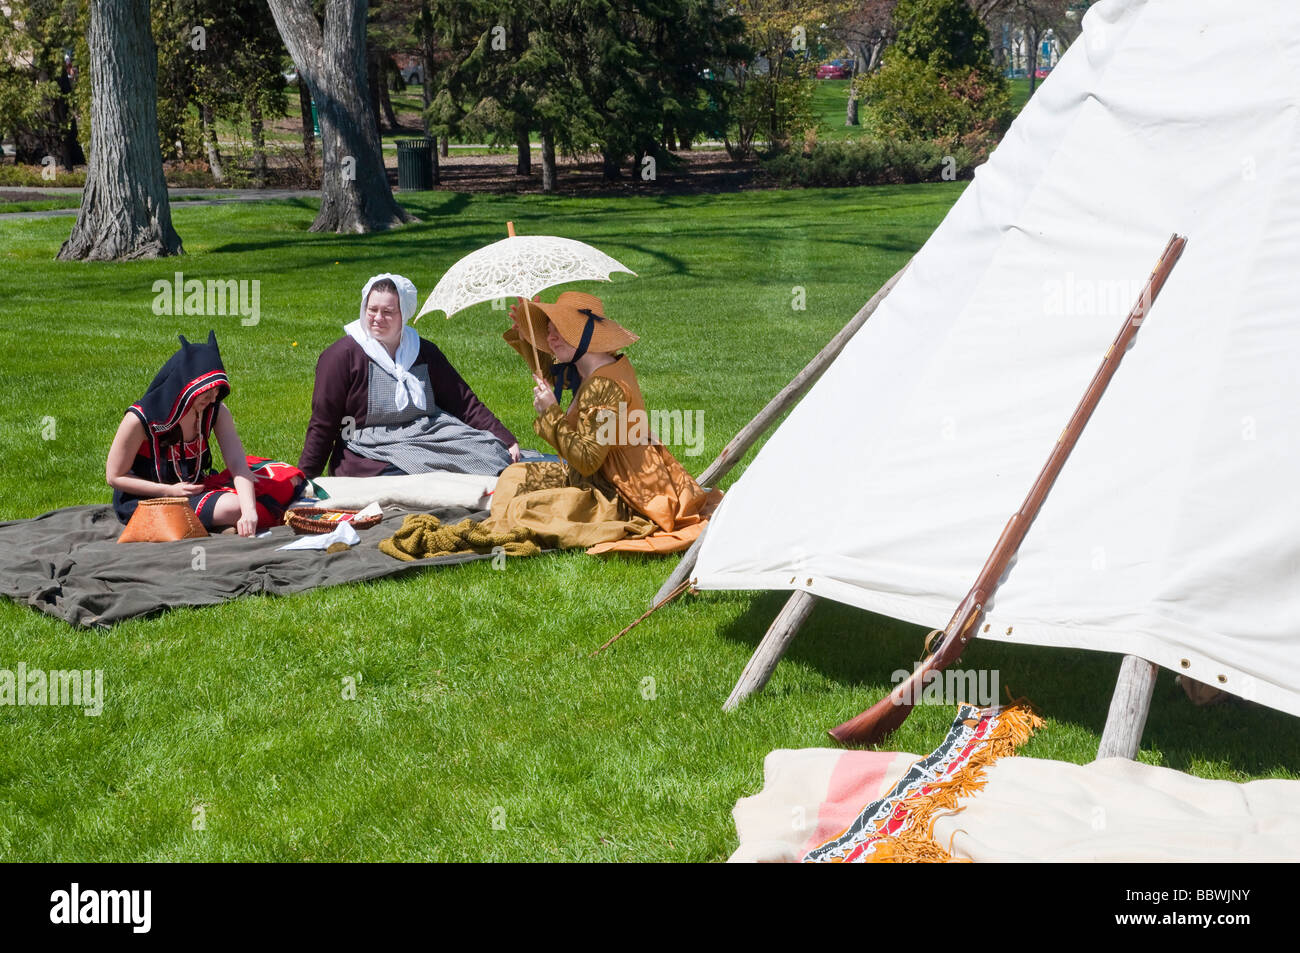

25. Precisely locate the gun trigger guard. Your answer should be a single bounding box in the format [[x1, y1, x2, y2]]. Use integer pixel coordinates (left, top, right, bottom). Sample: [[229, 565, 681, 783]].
[[923, 628, 944, 657]]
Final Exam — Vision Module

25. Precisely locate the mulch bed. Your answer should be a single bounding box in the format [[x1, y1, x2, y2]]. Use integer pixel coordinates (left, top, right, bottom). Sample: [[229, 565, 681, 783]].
[[411, 148, 766, 196]]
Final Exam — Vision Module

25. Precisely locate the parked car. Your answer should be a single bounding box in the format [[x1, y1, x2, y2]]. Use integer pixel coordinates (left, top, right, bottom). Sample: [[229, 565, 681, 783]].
[[816, 63, 850, 80]]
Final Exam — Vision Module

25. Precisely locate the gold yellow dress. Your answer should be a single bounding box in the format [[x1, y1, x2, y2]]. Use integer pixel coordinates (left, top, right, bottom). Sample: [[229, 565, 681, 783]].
[[486, 328, 721, 554]]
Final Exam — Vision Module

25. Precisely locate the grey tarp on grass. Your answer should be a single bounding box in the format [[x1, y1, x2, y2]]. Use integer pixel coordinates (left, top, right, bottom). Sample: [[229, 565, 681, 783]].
[[0, 504, 493, 628]]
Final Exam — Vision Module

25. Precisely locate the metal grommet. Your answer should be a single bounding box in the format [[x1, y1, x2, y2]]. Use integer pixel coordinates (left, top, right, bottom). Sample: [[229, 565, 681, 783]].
[[983, 624, 990, 633], [1217, 674, 1227, 684], [1005, 626, 1013, 635], [805, 578, 813, 586], [1180, 659, 1191, 668]]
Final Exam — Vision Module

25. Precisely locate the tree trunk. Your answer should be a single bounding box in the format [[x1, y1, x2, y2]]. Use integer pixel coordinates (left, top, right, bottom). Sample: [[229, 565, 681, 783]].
[[200, 102, 225, 184], [367, 48, 383, 135], [266, 0, 410, 233], [55, 68, 86, 170], [1028, 27, 1039, 95], [420, 74, 431, 136], [439, 135, 448, 157], [419, 0, 433, 137], [846, 83, 859, 126], [514, 123, 530, 176], [600, 149, 620, 180], [379, 55, 401, 131], [250, 99, 268, 188], [540, 123, 556, 193], [298, 79, 315, 164], [866, 39, 884, 74], [59, 0, 181, 261]]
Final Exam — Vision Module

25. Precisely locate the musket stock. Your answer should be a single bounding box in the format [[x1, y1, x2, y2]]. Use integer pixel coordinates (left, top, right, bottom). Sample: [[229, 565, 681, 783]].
[[829, 234, 1188, 747]]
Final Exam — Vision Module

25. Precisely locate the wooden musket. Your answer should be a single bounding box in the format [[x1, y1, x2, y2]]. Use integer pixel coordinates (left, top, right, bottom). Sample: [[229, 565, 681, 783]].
[[829, 234, 1188, 746]]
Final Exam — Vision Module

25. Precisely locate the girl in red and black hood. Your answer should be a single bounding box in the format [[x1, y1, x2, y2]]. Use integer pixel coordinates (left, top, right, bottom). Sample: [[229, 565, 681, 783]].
[[106, 331, 304, 536]]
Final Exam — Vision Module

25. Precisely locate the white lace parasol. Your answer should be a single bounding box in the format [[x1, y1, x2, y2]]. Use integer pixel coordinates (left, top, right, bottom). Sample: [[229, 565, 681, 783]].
[[413, 233, 637, 321]]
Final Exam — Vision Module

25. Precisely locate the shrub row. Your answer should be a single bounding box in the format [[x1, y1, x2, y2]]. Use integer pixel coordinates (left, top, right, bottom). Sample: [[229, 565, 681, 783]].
[[761, 136, 994, 188]]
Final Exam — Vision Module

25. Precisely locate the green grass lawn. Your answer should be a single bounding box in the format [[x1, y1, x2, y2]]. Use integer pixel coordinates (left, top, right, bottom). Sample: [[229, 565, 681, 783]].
[[1, 187, 1295, 862], [0, 198, 80, 213]]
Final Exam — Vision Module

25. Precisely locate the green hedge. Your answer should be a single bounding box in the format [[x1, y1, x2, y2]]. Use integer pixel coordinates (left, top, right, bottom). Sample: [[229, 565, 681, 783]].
[[761, 137, 989, 188]]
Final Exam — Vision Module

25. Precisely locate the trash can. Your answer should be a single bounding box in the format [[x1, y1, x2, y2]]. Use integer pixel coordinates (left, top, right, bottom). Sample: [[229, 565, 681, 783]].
[[396, 138, 435, 191]]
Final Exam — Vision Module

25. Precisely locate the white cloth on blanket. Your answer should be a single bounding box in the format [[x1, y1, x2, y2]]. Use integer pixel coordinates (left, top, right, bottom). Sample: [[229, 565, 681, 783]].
[[730, 749, 1300, 862], [309, 472, 496, 510], [277, 520, 361, 552]]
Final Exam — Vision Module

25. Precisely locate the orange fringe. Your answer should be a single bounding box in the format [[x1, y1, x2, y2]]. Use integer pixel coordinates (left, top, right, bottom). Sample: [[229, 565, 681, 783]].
[[864, 699, 1044, 863]]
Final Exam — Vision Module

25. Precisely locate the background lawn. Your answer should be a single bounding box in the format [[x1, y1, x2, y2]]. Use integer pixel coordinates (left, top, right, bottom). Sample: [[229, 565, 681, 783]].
[[1, 187, 1295, 862]]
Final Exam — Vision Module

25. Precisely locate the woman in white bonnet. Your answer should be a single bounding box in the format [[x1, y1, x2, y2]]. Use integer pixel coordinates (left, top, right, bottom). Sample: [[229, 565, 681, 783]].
[[298, 273, 520, 479]]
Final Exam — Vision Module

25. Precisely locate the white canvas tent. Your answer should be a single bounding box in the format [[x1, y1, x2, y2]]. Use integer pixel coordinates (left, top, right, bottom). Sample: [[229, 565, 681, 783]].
[[693, 0, 1300, 725]]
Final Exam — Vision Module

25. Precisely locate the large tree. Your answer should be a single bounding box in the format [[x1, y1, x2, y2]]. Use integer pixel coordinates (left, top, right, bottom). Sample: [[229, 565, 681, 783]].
[[266, 0, 410, 232], [58, 0, 181, 261]]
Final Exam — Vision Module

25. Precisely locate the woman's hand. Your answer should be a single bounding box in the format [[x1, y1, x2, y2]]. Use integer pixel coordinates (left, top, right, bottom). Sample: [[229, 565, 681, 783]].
[[236, 508, 258, 538], [507, 442, 521, 463], [171, 482, 208, 497], [532, 376, 557, 415], [509, 295, 541, 331]]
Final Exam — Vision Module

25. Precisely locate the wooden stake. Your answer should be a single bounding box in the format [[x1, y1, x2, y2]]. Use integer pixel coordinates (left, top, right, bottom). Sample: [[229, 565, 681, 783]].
[[506, 220, 516, 237], [1097, 655, 1158, 759], [650, 527, 707, 607], [593, 578, 692, 656], [724, 590, 819, 710]]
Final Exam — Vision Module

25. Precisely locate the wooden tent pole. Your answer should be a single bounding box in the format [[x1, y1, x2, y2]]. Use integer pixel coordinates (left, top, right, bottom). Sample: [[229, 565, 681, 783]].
[[1096, 655, 1158, 759], [650, 260, 912, 608], [650, 528, 707, 608], [724, 590, 819, 710]]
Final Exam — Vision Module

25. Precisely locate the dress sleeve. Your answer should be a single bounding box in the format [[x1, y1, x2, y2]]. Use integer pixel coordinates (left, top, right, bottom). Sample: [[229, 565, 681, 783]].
[[422, 339, 517, 447], [298, 342, 349, 480], [534, 376, 627, 477]]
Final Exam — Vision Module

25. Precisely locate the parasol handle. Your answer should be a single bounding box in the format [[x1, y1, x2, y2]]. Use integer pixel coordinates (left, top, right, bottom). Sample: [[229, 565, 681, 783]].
[[520, 298, 543, 381]]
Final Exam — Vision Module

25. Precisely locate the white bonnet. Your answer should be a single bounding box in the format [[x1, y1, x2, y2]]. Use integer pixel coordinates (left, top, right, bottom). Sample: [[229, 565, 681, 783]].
[[359, 273, 418, 327]]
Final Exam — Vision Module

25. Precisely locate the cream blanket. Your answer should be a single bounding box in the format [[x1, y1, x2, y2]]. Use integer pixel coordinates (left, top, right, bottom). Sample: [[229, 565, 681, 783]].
[[731, 748, 1300, 862]]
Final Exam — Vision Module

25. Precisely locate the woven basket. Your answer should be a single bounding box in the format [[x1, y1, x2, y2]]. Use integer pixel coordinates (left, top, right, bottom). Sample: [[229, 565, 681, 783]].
[[118, 497, 209, 543], [284, 506, 382, 535]]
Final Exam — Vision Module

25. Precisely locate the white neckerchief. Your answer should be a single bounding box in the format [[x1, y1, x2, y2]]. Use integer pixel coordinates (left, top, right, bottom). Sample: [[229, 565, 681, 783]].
[[345, 319, 427, 412]]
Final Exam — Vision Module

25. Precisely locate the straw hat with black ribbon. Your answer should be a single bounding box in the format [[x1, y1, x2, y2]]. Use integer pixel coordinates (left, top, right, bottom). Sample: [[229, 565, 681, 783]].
[[515, 292, 639, 402], [515, 292, 638, 355]]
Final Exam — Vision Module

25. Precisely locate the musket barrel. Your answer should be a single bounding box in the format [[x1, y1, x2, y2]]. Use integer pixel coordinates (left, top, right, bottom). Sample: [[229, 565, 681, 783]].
[[830, 234, 1187, 747]]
